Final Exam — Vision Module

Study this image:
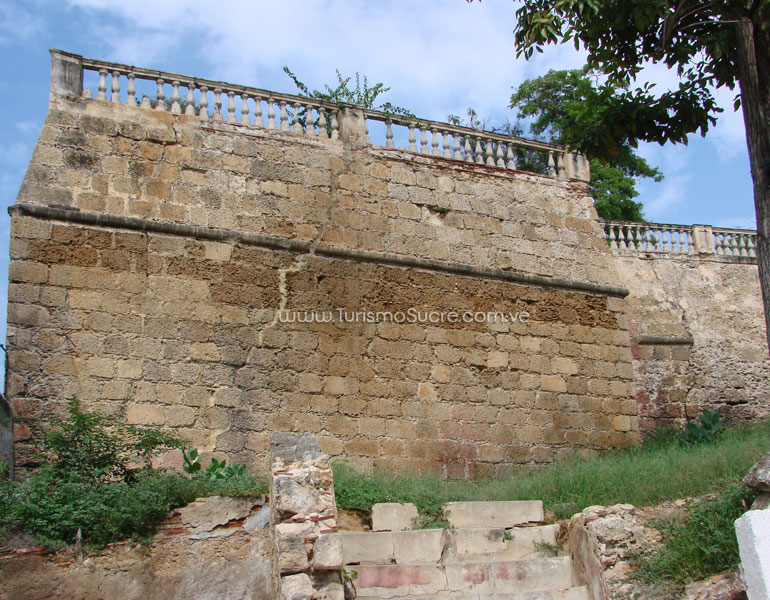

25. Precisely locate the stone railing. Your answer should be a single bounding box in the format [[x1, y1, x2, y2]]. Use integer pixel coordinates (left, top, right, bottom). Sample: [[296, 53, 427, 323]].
[[362, 108, 589, 180], [603, 220, 757, 259], [50, 49, 587, 182]]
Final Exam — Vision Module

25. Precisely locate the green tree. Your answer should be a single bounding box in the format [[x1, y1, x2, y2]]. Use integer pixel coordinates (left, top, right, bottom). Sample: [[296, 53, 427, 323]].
[[466, 0, 770, 350], [510, 67, 662, 221]]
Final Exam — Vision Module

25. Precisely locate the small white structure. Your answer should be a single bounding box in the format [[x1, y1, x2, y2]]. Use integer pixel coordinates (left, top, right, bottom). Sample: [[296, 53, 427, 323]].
[[735, 510, 770, 600]]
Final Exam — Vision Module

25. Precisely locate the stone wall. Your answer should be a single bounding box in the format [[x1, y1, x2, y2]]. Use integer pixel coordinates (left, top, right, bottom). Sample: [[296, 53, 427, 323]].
[[613, 253, 770, 429], [5, 72, 639, 475]]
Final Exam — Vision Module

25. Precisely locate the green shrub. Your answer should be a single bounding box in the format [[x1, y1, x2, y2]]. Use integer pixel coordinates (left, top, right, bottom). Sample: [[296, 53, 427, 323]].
[[43, 396, 181, 484], [0, 398, 266, 549], [680, 409, 725, 447], [633, 485, 756, 584]]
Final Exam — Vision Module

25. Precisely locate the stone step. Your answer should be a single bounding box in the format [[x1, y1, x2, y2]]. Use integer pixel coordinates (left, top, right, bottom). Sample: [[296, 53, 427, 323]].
[[442, 502, 544, 529], [353, 587, 589, 600], [448, 525, 559, 562], [341, 525, 559, 566], [351, 556, 576, 598]]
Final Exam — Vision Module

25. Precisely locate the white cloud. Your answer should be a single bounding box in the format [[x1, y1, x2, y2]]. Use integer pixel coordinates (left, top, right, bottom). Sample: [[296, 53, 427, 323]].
[[0, 3, 43, 45]]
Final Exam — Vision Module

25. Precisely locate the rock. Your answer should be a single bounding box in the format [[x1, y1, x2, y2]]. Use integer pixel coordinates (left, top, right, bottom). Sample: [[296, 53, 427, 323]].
[[279, 536, 309, 574], [683, 569, 746, 600], [178, 496, 257, 533], [750, 493, 770, 511], [312, 533, 342, 570], [744, 453, 770, 492], [243, 504, 270, 531], [271, 432, 323, 464], [274, 476, 319, 516], [281, 573, 314, 600]]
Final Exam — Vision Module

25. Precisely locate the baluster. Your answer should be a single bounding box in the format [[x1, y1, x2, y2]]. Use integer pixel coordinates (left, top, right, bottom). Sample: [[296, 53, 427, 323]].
[[293, 101, 303, 133], [475, 139, 484, 165], [748, 236, 757, 258], [365, 119, 370, 144], [240, 94, 251, 125], [739, 235, 749, 257], [126, 73, 137, 106], [485, 140, 495, 166], [420, 128, 429, 154], [464, 137, 473, 162], [212, 88, 222, 120], [495, 142, 505, 168], [431, 130, 440, 156], [385, 119, 394, 148], [306, 104, 316, 136], [672, 231, 681, 252], [171, 81, 182, 114], [715, 234, 724, 255], [547, 151, 556, 176], [506, 144, 516, 170], [618, 227, 628, 250], [253, 96, 263, 128], [267, 97, 277, 129], [97, 69, 108, 101], [557, 153, 566, 179], [452, 133, 461, 160], [226, 91, 236, 123], [330, 111, 339, 140], [628, 226, 644, 250], [111, 71, 121, 103], [184, 84, 196, 115], [199, 86, 209, 119], [155, 79, 166, 110], [408, 124, 417, 152], [317, 107, 328, 138], [608, 226, 618, 249], [441, 131, 451, 158], [279, 102, 289, 131]]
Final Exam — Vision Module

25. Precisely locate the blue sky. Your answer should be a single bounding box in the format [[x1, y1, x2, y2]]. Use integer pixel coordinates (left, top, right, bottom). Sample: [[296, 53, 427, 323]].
[[0, 0, 756, 355]]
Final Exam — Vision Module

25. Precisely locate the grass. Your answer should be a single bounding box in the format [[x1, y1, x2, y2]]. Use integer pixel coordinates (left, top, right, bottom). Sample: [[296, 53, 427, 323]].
[[333, 418, 770, 524], [632, 485, 757, 586]]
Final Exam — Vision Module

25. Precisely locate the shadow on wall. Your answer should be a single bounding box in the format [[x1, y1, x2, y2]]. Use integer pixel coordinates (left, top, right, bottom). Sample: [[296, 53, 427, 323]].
[[0, 392, 12, 478]]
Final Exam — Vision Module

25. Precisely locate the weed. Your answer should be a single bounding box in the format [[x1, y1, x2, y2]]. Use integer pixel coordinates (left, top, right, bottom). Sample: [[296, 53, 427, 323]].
[[534, 541, 560, 557], [632, 485, 756, 584], [333, 419, 769, 523], [0, 398, 265, 549], [680, 410, 724, 447]]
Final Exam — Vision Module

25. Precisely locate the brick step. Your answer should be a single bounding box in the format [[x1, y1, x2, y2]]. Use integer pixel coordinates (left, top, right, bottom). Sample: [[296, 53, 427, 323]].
[[341, 525, 559, 566], [353, 586, 589, 600], [350, 556, 577, 598]]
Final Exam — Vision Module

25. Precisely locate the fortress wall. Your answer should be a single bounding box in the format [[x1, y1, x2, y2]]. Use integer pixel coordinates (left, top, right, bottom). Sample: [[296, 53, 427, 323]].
[[614, 253, 770, 429], [6, 94, 638, 475]]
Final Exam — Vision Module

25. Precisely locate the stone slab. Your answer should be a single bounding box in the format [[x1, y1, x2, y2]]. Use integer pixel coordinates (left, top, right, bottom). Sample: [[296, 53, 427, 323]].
[[735, 510, 770, 600], [372, 503, 419, 531], [450, 524, 557, 561], [353, 564, 448, 598], [444, 557, 574, 594], [341, 531, 394, 564], [393, 529, 446, 564], [442, 501, 544, 529]]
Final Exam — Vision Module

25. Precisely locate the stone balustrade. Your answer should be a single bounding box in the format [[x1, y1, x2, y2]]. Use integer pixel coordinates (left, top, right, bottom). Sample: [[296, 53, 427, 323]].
[[50, 49, 586, 182], [362, 108, 590, 182], [603, 220, 757, 259]]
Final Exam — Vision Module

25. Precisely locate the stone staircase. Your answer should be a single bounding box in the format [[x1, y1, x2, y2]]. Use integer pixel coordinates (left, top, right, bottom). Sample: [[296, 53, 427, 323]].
[[340, 501, 589, 600]]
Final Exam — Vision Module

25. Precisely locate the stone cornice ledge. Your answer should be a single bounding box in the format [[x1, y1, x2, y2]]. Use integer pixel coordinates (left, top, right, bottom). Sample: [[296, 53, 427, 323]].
[[10, 203, 630, 298]]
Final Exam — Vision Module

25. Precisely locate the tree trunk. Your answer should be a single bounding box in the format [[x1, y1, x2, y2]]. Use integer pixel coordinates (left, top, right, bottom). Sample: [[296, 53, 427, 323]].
[[735, 16, 770, 352]]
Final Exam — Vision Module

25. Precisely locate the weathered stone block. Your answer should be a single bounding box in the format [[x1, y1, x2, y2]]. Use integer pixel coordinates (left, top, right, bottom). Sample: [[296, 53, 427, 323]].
[[442, 501, 544, 529]]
